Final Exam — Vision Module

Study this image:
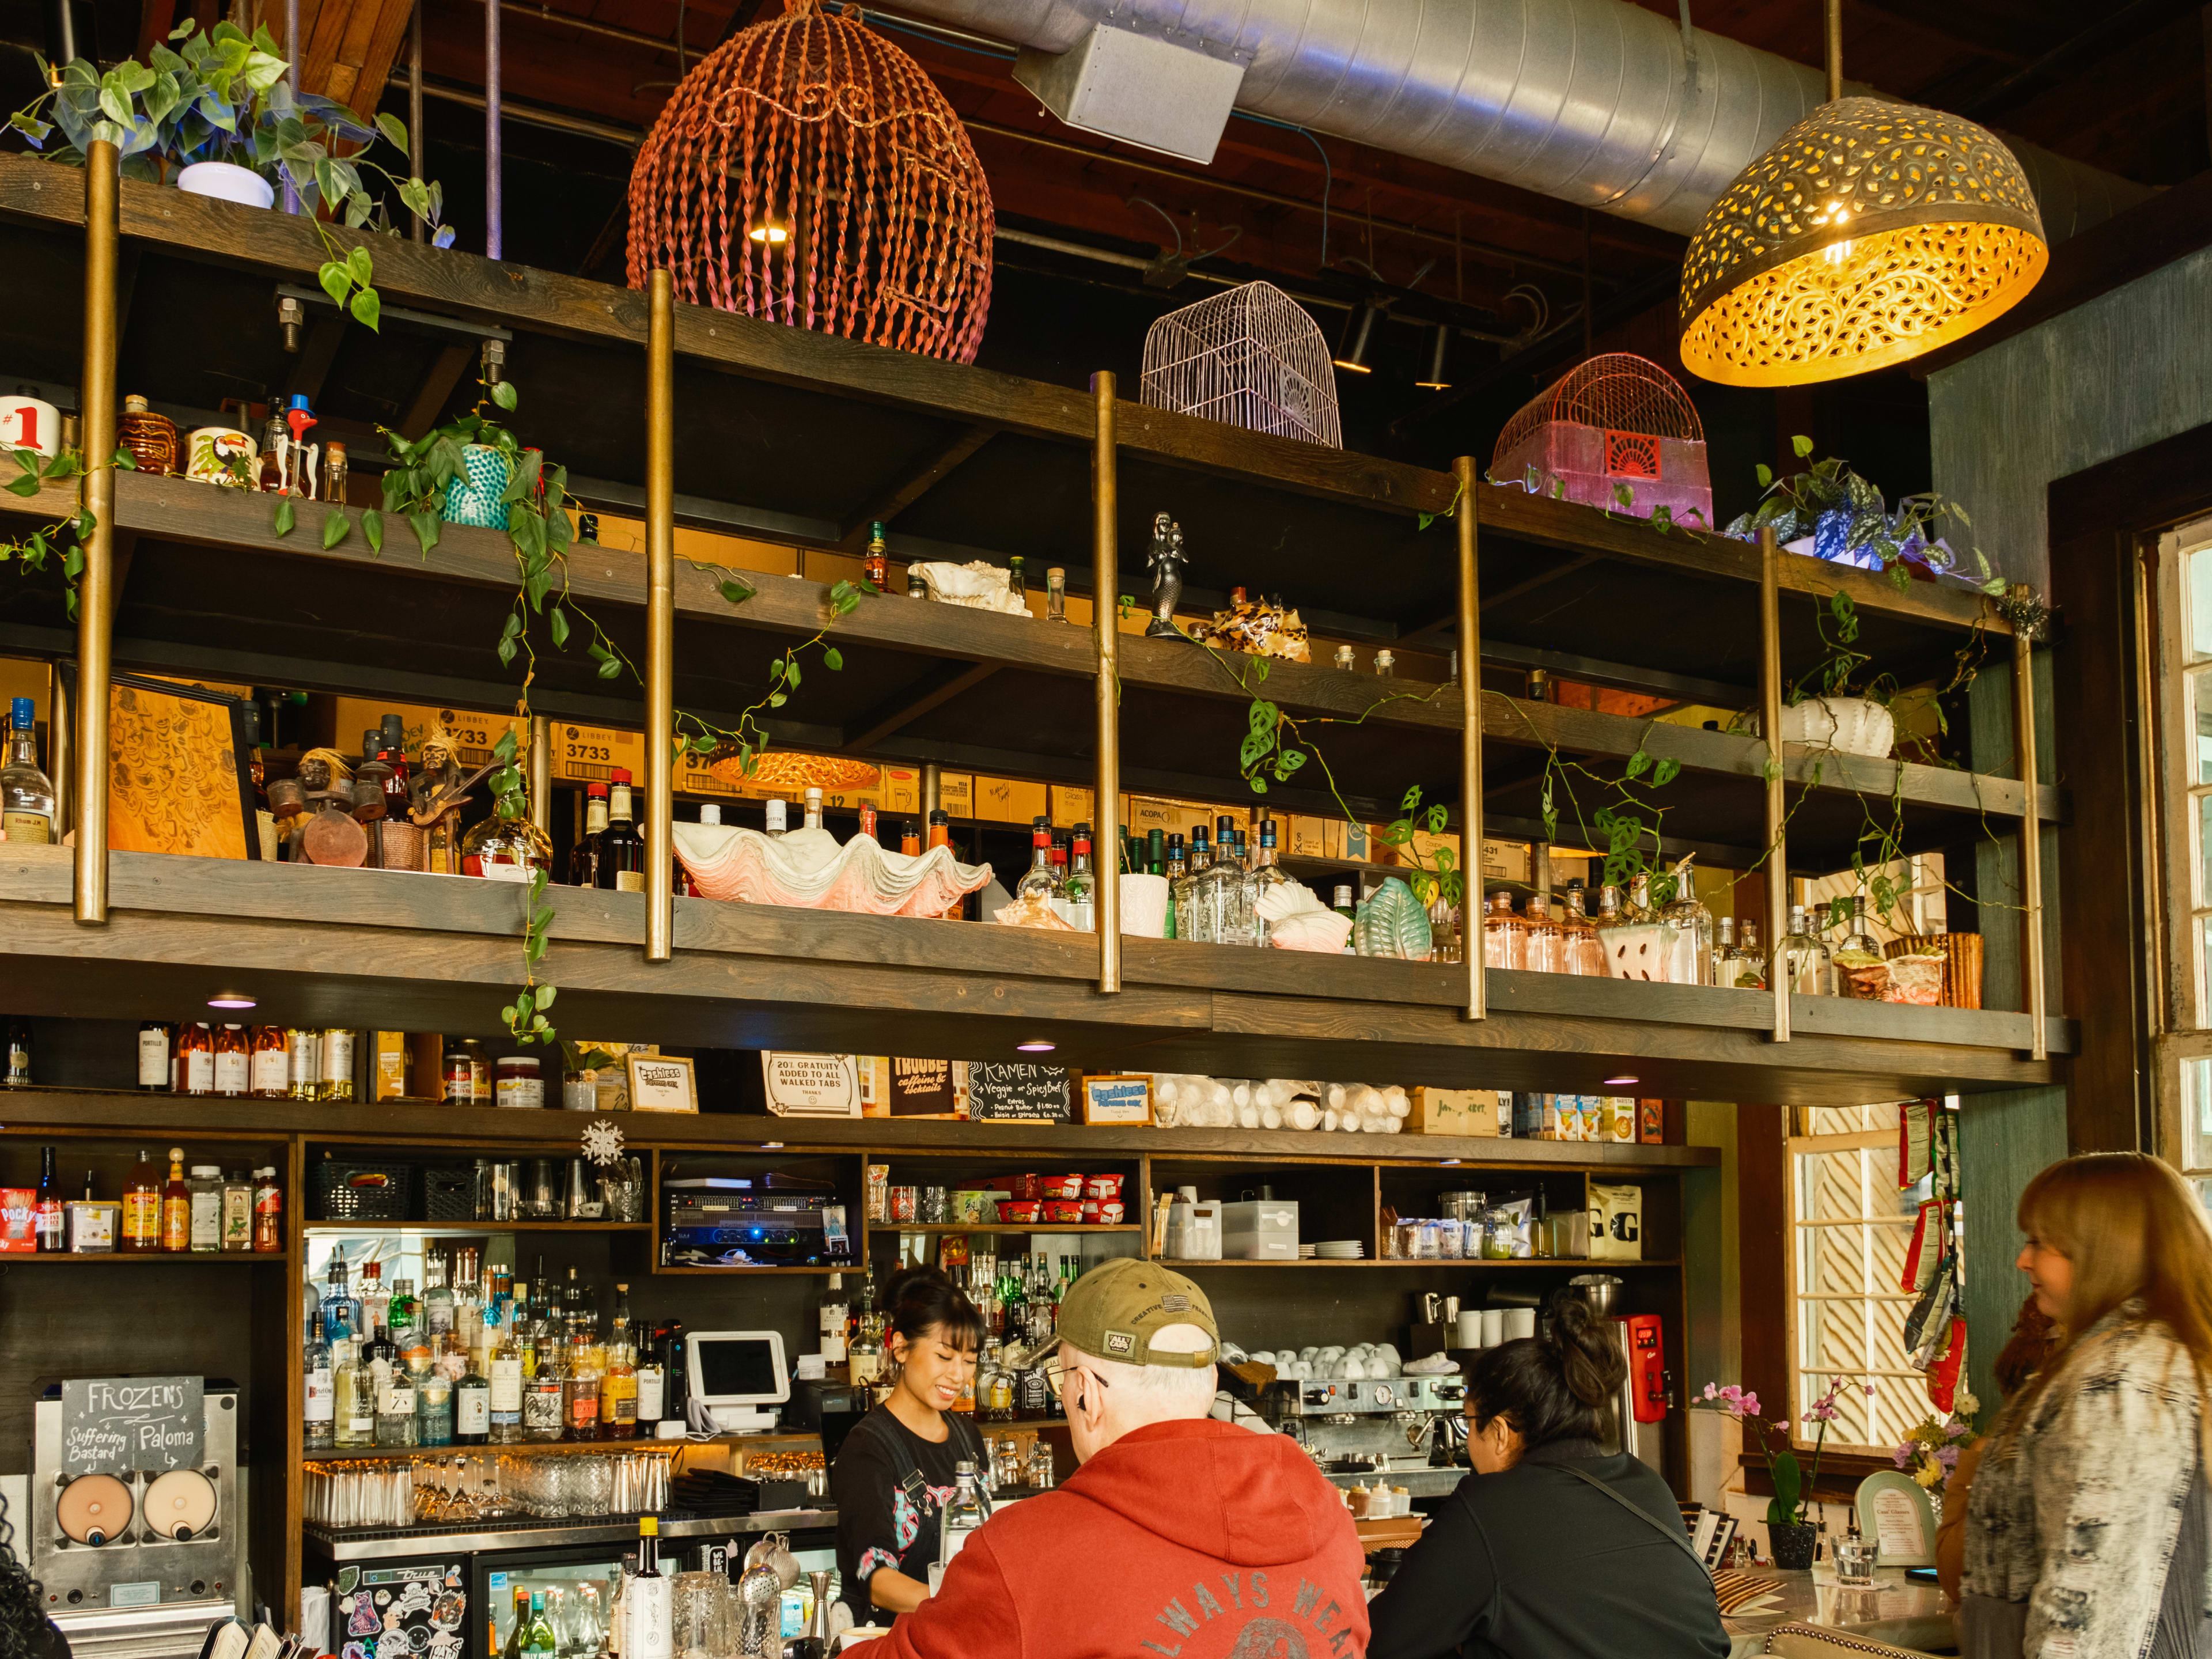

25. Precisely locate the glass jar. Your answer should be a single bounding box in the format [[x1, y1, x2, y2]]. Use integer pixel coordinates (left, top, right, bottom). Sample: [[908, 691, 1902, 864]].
[[186, 1165, 224, 1252], [443, 1049, 474, 1106], [221, 1171, 253, 1252], [495, 1057, 544, 1110], [461, 812, 551, 880]]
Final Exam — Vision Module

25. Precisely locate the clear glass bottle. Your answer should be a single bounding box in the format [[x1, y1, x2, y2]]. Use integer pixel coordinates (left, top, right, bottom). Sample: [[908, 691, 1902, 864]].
[[454, 1347, 491, 1446], [1561, 882, 1603, 976], [424, 1249, 456, 1339], [333, 1338, 374, 1449], [175, 1022, 214, 1097], [523, 1334, 567, 1442], [1783, 904, 1835, 995], [1175, 830, 1213, 942], [1044, 566, 1069, 623], [1373, 650, 1396, 679], [304, 1314, 335, 1452], [320, 1027, 357, 1103], [1713, 914, 1737, 988], [1060, 824, 1097, 932], [467, 806, 555, 884], [1162, 834, 1186, 941], [1196, 815, 1244, 946], [1014, 817, 1057, 909], [1247, 819, 1295, 946], [1, 696, 54, 846], [248, 1024, 287, 1097], [489, 1316, 525, 1444], [287, 1027, 322, 1101], [1522, 895, 1562, 974], [1482, 890, 1527, 971], [1658, 858, 1714, 986], [601, 1298, 638, 1441], [1731, 919, 1768, 989], [1623, 873, 1654, 925], [802, 787, 825, 833], [1333, 645, 1356, 671], [937, 1462, 986, 1569], [185, 1164, 223, 1252], [415, 1366, 454, 1447], [365, 1263, 395, 1353], [1838, 893, 1883, 959], [373, 1326, 418, 1447]]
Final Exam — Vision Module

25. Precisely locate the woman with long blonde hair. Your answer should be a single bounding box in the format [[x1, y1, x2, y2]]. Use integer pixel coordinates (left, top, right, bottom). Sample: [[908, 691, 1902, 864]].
[[1960, 1152, 2212, 1658]]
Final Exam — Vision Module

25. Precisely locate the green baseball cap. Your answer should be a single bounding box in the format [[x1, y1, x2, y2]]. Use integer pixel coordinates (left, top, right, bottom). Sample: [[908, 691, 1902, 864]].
[[1031, 1257, 1219, 1369]]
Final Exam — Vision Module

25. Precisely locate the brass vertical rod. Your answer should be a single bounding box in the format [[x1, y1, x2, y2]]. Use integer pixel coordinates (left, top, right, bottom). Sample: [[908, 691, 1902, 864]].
[[2012, 585, 2047, 1060], [408, 0, 425, 244], [1092, 370, 1122, 994], [921, 763, 941, 818], [1455, 457, 1485, 1020], [1759, 526, 1789, 1040], [528, 713, 551, 838], [643, 270, 676, 963], [74, 141, 118, 927], [282, 0, 300, 213], [1824, 0, 1843, 103], [47, 664, 71, 839]]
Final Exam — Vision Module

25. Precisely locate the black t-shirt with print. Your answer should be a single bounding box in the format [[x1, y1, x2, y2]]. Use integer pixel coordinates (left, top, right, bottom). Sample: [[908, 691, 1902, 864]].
[[831, 1407, 987, 1619]]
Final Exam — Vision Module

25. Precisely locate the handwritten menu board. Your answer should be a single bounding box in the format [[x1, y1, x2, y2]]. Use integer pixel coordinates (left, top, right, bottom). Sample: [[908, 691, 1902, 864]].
[[968, 1063, 1071, 1122], [61, 1376, 202, 1474]]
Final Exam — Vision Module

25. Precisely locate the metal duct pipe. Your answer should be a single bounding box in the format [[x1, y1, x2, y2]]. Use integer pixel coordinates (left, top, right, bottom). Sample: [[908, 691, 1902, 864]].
[[880, 0, 2150, 241]]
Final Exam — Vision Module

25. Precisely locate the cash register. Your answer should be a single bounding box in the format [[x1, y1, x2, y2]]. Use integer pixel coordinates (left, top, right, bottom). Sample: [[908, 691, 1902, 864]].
[[684, 1331, 790, 1434]]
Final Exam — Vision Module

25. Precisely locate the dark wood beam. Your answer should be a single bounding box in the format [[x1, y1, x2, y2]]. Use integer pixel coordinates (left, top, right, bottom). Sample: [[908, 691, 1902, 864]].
[[844, 660, 1002, 751], [1403, 552, 1603, 642], [399, 340, 476, 440], [281, 313, 349, 405], [836, 424, 997, 550]]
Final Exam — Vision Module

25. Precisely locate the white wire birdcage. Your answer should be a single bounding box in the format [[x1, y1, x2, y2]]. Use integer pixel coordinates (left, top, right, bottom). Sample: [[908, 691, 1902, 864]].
[[1139, 282, 1341, 449]]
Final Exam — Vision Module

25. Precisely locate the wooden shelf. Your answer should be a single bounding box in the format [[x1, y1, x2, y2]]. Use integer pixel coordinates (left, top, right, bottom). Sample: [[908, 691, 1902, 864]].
[[0, 1251, 287, 1263], [652, 1264, 850, 1275], [0, 848, 2066, 1105], [307, 1438, 690, 1462], [1159, 1256, 1685, 1268], [303, 1221, 652, 1233], [865, 1223, 1143, 1235]]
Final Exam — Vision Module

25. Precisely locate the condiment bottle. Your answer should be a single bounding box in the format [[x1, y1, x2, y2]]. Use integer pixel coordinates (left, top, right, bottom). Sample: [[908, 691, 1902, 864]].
[[159, 1147, 190, 1253]]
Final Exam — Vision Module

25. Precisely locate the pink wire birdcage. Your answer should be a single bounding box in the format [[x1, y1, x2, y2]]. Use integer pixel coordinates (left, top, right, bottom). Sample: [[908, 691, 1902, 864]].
[[625, 0, 994, 363], [1491, 353, 1712, 527]]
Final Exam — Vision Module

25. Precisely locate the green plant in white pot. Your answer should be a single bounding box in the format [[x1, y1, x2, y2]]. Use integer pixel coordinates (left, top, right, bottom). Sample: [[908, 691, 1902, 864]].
[[9, 21, 452, 328]]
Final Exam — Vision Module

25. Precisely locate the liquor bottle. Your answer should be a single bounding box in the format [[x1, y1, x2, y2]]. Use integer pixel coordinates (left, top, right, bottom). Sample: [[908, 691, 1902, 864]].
[[1247, 819, 1294, 946], [287, 1027, 323, 1101], [424, 1249, 456, 1339], [1, 697, 54, 844], [453, 1344, 490, 1445], [1838, 893, 1884, 960], [1014, 818, 1056, 909], [333, 1338, 374, 1449], [34, 1145, 61, 1253], [256, 413, 289, 494], [937, 1463, 986, 1569], [1658, 858, 1715, 986], [489, 1316, 525, 1444], [304, 1314, 335, 1451], [802, 786, 825, 832], [1176, 830, 1213, 943], [396, 1279, 434, 1375], [1562, 882, 1604, 976], [118, 394, 179, 474], [1482, 891, 1527, 972], [979, 1342, 1015, 1423], [372, 1325, 420, 1447], [1623, 873, 1654, 924], [817, 1272, 850, 1365], [1522, 896, 1562, 975], [320, 1028, 357, 1103], [361, 1260, 392, 1346], [863, 522, 888, 589], [415, 1365, 453, 1447], [1060, 825, 1097, 932], [603, 1299, 638, 1441], [525, 1592, 558, 1659], [1195, 816, 1242, 945], [1045, 566, 1069, 623], [501, 1589, 532, 1659], [1712, 915, 1737, 988], [1162, 834, 1186, 941], [634, 1321, 666, 1431], [598, 770, 646, 893], [764, 799, 789, 838], [377, 717, 410, 825], [570, 782, 610, 888], [523, 1332, 567, 1442], [248, 1024, 287, 1097], [1783, 905, 1836, 996], [628, 1518, 671, 1659], [175, 1022, 214, 1096], [324, 441, 349, 505], [320, 1247, 363, 1345], [121, 1147, 161, 1253], [1594, 885, 1623, 929], [137, 1021, 170, 1092], [462, 806, 551, 880], [159, 1147, 189, 1252], [1006, 556, 1027, 610], [213, 1024, 249, 1097]]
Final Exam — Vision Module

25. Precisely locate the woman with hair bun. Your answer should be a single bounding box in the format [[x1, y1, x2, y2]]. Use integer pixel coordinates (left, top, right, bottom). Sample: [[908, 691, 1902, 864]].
[[1367, 1296, 1728, 1659], [831, 1265, 990, 1622]]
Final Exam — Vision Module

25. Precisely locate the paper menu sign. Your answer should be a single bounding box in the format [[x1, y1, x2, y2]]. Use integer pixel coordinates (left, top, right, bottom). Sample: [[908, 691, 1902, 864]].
[[1872, 1484, 1929, 1561]]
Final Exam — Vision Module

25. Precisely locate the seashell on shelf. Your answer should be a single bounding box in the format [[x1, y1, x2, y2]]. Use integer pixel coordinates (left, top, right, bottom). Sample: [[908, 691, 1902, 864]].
[[911, 560, 1032, 613], [1256, 880, 1354, 952], [674, 824, 992, 917], [995, 891, 1071, 929]]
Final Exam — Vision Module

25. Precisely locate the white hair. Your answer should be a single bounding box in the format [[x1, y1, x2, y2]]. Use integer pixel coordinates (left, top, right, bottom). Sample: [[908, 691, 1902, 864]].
[[1066, 1324, 1218, 1411]]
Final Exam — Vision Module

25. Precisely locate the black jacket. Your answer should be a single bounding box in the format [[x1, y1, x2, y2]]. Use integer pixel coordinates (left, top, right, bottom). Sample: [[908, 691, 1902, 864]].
[[1366, 1439, 1730, 1659]]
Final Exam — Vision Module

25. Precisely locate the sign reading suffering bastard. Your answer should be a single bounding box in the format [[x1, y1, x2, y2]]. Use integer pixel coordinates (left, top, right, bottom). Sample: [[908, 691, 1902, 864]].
[[968, 1063, 1071, 1121], [61, 1376, 203, 1474]]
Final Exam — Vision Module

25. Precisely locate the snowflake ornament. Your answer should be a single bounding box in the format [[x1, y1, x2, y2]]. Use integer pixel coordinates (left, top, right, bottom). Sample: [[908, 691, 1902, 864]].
[[581, 1118, 626, 1165]]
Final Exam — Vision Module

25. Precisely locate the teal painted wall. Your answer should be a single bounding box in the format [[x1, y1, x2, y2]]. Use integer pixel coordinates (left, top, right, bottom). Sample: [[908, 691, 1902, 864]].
[[1959, 1086, 2070, 1420]]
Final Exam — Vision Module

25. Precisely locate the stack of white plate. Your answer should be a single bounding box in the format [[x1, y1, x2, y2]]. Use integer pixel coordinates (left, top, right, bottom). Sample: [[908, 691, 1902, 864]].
[[1313, 1240, 1365, 1259]]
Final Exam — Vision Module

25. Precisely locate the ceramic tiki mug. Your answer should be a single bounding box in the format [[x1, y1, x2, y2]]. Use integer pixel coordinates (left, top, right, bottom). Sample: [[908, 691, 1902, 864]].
[[0, 395, 60, 459], [185, 426, 255, 487]]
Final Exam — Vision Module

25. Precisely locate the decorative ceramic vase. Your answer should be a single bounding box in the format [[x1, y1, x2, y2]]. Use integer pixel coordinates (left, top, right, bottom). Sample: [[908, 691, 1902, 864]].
[[1779, 695, 1895, 759], [1768, 1521, 1819, 1571], [442, 444, 513, 529], [176, 161, 275, 209], [1355, 876, 1432, 960], [0, 394, 60, 459], [1597, 921, 1680, 982], [1119, 872, 1170, 938]]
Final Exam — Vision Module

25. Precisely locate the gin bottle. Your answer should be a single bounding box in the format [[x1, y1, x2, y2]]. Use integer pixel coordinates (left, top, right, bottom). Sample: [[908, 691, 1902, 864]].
[[1175, 831, 1213, 942], [304, 1315, 335, 1452], [1782, 905, 1835, 995], [1658, 857, 1714, 986], [1014, 818, 1058, 910], [1247, 819, 1294, 946], [332, 1338, 374, 1449], [0, 697, 54, 846], [1838, 893, 1884, 959]]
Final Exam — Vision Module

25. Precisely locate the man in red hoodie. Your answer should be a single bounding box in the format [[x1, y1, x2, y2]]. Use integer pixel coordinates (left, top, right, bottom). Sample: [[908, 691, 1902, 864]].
[[842, 1258, 1369, 1659]]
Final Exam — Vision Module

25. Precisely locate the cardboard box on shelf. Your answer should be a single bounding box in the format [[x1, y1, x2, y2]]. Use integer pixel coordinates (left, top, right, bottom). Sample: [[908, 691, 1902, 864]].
[[1127, 796, 1225, 844], [554, 722, 645, 787], [372, 1032, 408, 1101], [882, 768, 974, 819], [1284, 816, 1332, 859], [1340, 821, 1374, 862], [676, 746, 744, 799], [1407, 1088, 1506, 1137], [1049, 786, 1094, 829], [977, 776, 1050, 825], [333, 699, 525, 771]]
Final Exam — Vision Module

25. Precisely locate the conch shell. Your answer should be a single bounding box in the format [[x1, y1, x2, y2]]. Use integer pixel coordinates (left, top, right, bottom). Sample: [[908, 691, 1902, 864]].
[[672, 824, 990, 917]]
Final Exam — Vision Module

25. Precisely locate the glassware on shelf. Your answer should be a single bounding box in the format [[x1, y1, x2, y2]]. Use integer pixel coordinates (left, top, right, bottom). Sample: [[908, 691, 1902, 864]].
[[1729, 919, 1768, 988], [1657, 855, 1714, 986], [1522, 896, 1562, 975], [1782, 904, 1836, 996], [1480, 890, 1527, 971], [1560, 881, 1604, 976]]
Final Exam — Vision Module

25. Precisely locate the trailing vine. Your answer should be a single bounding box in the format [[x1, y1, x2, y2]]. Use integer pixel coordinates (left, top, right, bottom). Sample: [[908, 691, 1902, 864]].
[[1, 442, 139, 618]]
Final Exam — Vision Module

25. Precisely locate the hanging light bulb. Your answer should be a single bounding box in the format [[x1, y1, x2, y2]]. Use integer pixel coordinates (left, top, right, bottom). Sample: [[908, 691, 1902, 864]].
[[1676, 0, 2046, 386], [1332, 303, 1378, 374], [1416, 323, 1452, 391]]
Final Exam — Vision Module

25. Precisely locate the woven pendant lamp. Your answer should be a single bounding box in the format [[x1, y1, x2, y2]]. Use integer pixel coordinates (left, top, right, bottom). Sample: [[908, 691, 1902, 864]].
[[1677, 0, 2046, 386]]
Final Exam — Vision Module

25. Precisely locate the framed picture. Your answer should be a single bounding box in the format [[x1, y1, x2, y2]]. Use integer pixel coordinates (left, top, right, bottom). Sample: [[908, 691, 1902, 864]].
[[1855, 1469, 1937, 1566], [626, 1053, 698, 1113], [1081, 1074, 1152, 1125], [60, 666, 259, 859]]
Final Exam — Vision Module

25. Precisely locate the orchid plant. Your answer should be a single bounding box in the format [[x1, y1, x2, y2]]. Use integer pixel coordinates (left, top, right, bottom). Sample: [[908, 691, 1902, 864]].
[[1696, 1375, 1872, 1527], [1893, 1411, 1976, 1491]]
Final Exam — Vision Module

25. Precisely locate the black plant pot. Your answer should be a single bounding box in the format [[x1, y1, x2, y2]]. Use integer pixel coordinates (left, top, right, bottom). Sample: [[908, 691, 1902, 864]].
[[1769, 1521, 1819, 1570]]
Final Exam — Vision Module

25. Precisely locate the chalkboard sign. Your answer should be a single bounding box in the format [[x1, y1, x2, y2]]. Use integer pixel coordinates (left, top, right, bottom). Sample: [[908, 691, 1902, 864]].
[[62, 1376, 203, 1474], [969, 1063, 1071, 1122], [889, 1058, 959, 1118]]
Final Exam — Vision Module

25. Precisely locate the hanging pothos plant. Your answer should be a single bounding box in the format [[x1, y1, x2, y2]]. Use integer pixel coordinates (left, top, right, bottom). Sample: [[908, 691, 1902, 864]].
[[0, 443, 139, 617]]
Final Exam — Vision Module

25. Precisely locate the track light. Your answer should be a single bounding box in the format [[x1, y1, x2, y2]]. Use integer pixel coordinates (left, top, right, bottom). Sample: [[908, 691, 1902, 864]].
[[1416, 323, 1451, 390], [1332, 304, 1377, 374]]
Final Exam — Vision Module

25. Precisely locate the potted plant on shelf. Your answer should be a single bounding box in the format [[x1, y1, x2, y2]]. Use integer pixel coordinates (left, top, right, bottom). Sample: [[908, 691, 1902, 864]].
[[1696, 1376, 1868, 1569]]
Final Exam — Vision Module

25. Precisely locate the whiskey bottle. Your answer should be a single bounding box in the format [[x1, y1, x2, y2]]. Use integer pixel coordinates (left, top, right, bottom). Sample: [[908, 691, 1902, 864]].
[[248, 1024, 287, 1097], [122, 1147, 162, 1253], [597, 770, 646, 893], [159, 1147, 189, 1253], [1, 698, 54, 845], [563, 1332, 602, 1441], [863, 522, 888, 590], [176, 1022, 215, 1096], [213, 1024, 250, 1098], [570, 782, 609, 887]]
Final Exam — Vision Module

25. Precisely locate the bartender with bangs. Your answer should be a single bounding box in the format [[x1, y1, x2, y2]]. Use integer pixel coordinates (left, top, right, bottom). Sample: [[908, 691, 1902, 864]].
[[831, 1266, 991, 1620]]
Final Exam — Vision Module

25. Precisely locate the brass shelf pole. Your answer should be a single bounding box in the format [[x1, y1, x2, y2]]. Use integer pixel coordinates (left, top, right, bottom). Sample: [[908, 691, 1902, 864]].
[[47, 664, 72, 839], [74, 140, 118, 926], [1092, 371, 1121, 994], [1454, 457, 1485, 1019], [528, 713, 551, 838], [643, 270, 676, 963], [1759, 527, 1789, 1040], [2012, 584, 2047, 1060]]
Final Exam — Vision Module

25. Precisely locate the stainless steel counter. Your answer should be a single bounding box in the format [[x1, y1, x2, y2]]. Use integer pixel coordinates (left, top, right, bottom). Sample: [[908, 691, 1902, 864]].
[[304, 1509, 838, 1562]]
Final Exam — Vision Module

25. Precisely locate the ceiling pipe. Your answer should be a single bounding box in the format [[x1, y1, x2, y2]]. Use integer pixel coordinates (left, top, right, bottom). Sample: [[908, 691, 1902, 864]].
[[869, 0, 2153, 242]]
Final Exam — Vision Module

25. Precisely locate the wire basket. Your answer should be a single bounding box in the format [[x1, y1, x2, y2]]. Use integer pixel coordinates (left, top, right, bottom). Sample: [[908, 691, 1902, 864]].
[[423, 1167, 479, 1222], [312, 1160, 415, 1222], [1140, 282, 1340, 449]]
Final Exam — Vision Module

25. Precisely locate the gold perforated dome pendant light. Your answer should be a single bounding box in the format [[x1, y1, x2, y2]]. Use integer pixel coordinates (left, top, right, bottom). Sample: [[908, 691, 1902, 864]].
[[1676, 0, 2047, 386]]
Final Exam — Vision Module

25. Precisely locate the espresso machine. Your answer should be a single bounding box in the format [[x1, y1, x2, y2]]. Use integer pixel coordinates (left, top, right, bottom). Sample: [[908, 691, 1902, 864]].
[[31, 1378, 245, 1659], [1256, 1373, 1468, 1495]]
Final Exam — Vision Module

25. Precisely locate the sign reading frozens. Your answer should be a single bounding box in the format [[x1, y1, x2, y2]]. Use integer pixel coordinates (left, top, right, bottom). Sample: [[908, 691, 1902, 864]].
[[60, 1376, 203, 1474]]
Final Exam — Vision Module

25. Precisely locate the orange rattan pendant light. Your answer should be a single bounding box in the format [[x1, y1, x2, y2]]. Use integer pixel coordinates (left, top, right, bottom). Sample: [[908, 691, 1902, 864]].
[[1676, 0, 2046, 386], [626, 0, 995, 363]]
